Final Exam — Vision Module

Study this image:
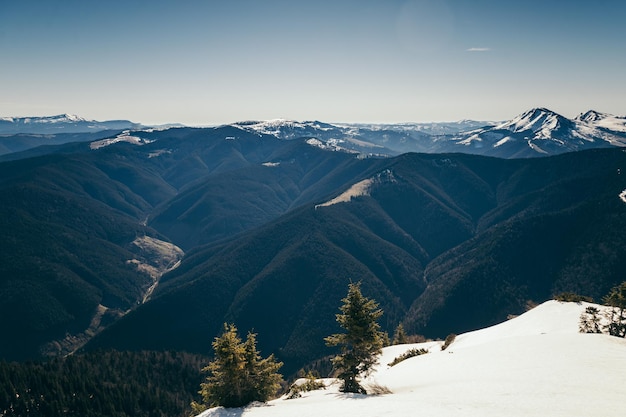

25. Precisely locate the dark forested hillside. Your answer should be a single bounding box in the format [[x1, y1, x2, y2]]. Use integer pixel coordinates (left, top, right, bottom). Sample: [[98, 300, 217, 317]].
[[0, 127, 375, 361], [0, 350, 206, 417], [85, 148, 626, 375], [3, 120, 626, 381]]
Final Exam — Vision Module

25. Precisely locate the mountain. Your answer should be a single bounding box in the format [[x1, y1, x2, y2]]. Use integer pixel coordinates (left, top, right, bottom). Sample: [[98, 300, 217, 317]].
[[0, 149, 186, 359], [0, 114, 145, 156], [229, 111, 626, 159], [84, 148, 626, 375], [3, 109, 626, 160], [3, 112, 626, 367], [195, 300, 626, 417], [0, 114, 142, 134], [230, 119, 435, 156], [576, 110, 626, 133], [438, 108, 626, 157], [0, 126, 375, 359]]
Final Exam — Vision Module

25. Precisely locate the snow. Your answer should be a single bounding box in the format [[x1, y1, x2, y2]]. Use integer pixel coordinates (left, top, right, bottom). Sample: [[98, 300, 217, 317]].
[[315, 178, 373, 208], [197, 301, 626, 417], [495, 108, 562, 133], [89, 130, 149, 149], [576, 110, 626, 133]]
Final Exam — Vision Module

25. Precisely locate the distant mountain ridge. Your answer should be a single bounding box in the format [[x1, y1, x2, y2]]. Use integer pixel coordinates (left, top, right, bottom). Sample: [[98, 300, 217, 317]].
[[0, 114, 142, 135], [226, 108, 626, 158], [439, 108, 626, 157], [2, 108, 626, 158]]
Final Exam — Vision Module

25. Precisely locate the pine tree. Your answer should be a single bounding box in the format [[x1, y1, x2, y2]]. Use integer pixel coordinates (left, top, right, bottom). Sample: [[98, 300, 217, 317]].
[[392, 323, 408, 345], [579, 306, 602, 333], [325, 282, 385, 394], [242, 331, 283, 405], [603, 281, 626, 337], [197, 323, 283, 409]]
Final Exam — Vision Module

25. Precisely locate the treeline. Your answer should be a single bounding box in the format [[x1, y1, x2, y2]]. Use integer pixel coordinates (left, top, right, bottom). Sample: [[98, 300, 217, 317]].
[[0, 350, 207, 417]]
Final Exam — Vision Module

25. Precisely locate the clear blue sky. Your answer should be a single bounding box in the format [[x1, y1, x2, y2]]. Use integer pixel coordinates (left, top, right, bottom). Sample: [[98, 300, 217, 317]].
[[1, 0, 625, 125]]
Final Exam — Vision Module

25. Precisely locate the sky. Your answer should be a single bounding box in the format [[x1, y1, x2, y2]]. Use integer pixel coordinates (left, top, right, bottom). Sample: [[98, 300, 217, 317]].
[[1, 0, 625, 125]]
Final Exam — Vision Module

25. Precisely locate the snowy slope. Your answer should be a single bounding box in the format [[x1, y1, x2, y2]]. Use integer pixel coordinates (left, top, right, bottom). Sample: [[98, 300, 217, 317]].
[[576, 110, 626, 133], [447, 108, 626, 157], [0, 114, 140, 134], [198, 301, 626, 417]]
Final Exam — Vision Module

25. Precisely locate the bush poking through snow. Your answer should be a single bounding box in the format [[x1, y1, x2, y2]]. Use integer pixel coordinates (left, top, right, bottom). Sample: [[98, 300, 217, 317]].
[[365, 383, 392, 395], [554, 292, 594, 303], [441, 333, 456, 351], [603, 281, 626, 338], [286, 372, 326, 399], [579, 306, 602, 333], [388, 348, 429, 367], [578, 282, 626, 338]]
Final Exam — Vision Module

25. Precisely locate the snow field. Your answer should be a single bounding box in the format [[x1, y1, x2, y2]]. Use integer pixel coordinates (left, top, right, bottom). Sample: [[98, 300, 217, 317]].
[[198, 301, 626, 417]]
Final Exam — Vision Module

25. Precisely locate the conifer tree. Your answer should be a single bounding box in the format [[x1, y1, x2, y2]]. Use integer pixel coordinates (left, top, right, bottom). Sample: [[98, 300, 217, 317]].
[[325, 282, 385, 394], [603, 281, 626, 337], [392, 323, 408, 345], [197, 323, 283, 409]]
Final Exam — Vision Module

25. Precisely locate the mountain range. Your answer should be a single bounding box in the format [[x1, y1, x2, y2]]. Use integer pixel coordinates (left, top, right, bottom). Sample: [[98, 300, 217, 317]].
[[1, 108, 626, 377], [3, 108, 626, 158]]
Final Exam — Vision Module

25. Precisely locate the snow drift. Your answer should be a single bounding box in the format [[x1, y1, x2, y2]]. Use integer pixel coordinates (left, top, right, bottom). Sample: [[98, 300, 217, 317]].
[[198, 300, 626, 417]]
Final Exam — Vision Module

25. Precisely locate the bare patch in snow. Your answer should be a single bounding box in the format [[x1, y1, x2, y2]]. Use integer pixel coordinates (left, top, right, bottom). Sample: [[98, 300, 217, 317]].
[[316, 179, 374, 208], [148, 149, 172, 158], [90, 130, 152, 150]]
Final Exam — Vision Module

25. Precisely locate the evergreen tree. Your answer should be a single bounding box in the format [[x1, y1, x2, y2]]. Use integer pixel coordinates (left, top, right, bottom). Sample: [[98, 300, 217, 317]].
[[197, 323, 283, 409], [603, 281, 626, 337], [579, 306, 602, 333], [392, 323, 408, 345], [325, 282, 385, 394], [242, 332, 283, 405]]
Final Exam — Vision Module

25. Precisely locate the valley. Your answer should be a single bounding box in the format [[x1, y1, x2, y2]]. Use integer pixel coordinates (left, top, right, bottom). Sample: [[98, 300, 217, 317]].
[[1, 109, 626, 416]]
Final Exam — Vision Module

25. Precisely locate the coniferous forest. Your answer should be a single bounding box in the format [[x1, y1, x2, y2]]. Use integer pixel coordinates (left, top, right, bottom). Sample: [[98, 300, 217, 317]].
[[0, 350, 207, 417]]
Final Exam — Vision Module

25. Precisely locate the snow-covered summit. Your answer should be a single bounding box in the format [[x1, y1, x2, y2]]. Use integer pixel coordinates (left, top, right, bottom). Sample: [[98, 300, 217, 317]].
[[0, 114, 141, 135], [494, 107, 573, 136], [198, 300, 626, 417], [231, 119, 336, 138], [576, 110, 626, 133], [37, 114, 88, 123], [444, 107, 626, 157]]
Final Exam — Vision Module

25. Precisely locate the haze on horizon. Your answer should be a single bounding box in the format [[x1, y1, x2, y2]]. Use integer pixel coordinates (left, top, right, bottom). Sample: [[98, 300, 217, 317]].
[[1, 0, 625, 126]]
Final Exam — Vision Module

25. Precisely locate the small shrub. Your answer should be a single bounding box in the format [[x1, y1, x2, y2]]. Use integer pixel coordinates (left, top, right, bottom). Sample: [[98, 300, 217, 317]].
[[441, 333, 456, 351], [387, 348, 428, 367], [286, 372, 326, 399], [579, 306, 602, 333], [603, 282, 626, 338], [365, 383, 392, 395], [555, 292, 594, 303]]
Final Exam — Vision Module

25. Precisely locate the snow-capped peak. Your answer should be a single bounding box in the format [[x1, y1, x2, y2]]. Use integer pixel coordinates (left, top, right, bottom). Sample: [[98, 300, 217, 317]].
[[43, 114, 89, 123], [231, 119, 336, 136], [495, 107, 570, 134], [575, 110, 626, 133], [575, 110, 610, 123]]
